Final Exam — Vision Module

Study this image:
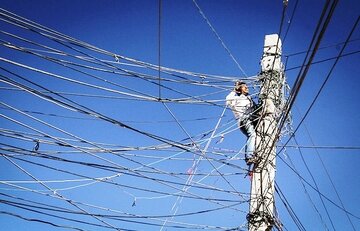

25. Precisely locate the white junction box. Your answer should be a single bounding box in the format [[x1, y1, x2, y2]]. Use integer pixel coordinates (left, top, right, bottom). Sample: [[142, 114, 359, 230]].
[[263, 34, 282, 55], [261, 34, 282, 71], [261, 55, 282, 72]]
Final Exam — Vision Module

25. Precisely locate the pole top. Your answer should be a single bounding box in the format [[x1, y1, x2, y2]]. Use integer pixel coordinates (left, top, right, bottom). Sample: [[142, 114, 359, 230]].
[[264, 34, 282, 55]]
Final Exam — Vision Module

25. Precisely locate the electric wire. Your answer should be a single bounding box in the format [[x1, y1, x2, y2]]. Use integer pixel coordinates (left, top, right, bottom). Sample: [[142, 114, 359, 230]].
[[0, 175, 246, 221], [0, 29, 242, 87], [282, 0, 299, 43], [297, 110, 357, 230], [0, 54, 253, 164], [259, 0, 339, 176], [277, 14, 360, 165], [275, 182, 307, 231], [1, 3, 359, 231], [0, 194, 238, 231], [0, 26, 230, 108], [0, 211, 90, 231], [279, 0, 338, 131], [0, 9, 260, 92], [0, 9, 252, 84], [291, 138, 333, 230], [158, 0, 162, 100], [285, 49, 360, 71], [276, 153, 360, 220], [0, 103, 252, 229], [2, 155, 122, 230], [283, 150, 329, 230], [0, 93, 252, 213], [246, 1, 289, 227], [0, 43, 229, 106], [0, 111, 247, 203], [0, 8, 243, 83], [159, 104, 244, 230], [192, 0, 248, 76], [259, 7, 360, 227], [1, 151, 245, 204], [0, 77, 248, 168], [285, 38, 360, 58], [0, 9, 246, 106]]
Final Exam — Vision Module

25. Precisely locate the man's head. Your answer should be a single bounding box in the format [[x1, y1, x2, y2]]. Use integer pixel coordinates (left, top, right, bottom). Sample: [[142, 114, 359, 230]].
[[234, 81, 249, 95]]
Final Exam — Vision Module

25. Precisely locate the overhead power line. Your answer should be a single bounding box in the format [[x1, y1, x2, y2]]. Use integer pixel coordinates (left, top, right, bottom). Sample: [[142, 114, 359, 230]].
[[279, 15, 360, 157], [0, 2, 359, 231], [285, 50, 360, 71], [192, 0, 248, 76]]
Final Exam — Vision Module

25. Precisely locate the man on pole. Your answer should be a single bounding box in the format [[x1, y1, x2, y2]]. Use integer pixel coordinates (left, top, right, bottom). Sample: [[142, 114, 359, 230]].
[[226, 81, 258, 167]]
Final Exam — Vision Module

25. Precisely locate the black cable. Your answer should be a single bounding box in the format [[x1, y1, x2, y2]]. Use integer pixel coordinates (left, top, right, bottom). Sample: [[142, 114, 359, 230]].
[[0, 85, 246, 175], [285, 50, 360, 71], [0, 29, 231, 87], [192, 0, 247, 76], [1, 199, 224, 230], [0, 104, 222, 123], [285, 38, 360, 58], [283, 150, 330, 230], [276, 153, 360, 220], [253, 3, 358, 229], [1, 147, 248, 203], [247, 1, 290, 226], [277, 15, 360, 159], [0, 108, 252, 210], [293, 137, 335, 230], [0, 158, 246, 219], [258, 0, 339, 175], [282, 0, 299, 43], [0, 210, 89, 231], [158, 0, 162, 100], [0, 14, 227, 107], [279, 0, 338, 132], [0, 71, 194, 154], [0, 38, 228, 106], [275, 183, 307, 231]]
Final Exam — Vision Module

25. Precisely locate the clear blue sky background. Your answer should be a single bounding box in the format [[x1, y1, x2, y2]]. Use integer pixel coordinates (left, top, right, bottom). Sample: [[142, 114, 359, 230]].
[[0, 0, 359, 230]]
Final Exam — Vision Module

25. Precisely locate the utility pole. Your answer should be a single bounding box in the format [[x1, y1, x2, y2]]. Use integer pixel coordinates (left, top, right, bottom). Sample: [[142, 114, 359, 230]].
[[247, 34, 285, 231]]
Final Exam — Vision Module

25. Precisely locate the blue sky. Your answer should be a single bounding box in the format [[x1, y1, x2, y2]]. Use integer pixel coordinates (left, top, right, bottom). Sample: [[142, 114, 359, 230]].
[[0, 0, 359, 230]]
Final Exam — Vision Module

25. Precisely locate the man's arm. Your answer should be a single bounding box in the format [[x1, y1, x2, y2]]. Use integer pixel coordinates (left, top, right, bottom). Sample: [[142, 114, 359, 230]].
[[225, 91, 235, 108]]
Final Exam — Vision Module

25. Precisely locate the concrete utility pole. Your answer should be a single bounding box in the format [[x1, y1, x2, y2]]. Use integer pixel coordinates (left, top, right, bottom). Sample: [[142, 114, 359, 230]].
[[247, 34, 285, 231]]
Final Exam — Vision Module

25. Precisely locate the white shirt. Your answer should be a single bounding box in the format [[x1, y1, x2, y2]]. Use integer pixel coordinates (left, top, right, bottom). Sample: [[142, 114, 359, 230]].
[[226, 91, 253, 121]]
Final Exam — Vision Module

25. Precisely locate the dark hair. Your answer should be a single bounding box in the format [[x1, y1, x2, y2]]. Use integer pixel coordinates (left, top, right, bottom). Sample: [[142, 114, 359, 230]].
[[235, 81, 246, 86]]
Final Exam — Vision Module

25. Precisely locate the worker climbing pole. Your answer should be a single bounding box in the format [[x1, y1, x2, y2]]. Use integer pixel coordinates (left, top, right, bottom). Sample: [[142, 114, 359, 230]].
[[247, 34, 286, 231]]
